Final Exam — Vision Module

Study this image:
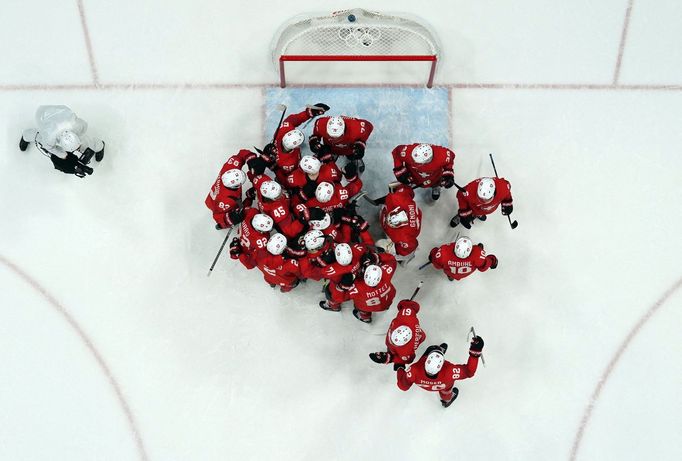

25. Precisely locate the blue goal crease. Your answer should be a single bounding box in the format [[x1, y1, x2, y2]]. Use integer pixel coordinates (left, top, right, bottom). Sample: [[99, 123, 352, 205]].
[[264, 87, 450, 150]]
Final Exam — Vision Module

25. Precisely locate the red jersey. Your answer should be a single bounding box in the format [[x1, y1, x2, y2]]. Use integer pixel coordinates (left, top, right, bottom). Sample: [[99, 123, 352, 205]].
[[457, 177, 513, 218], [386, 300, 426, 365], [311, 116, 374, 156], [272, 109, 315, 183], [236, 207, 270, 269], [255, 251, 301, 287], [298, 178, 363, 214], [429, 243, 494, 281], [285, 162, 343, 189], [397, 353, 479, 393], [321, 243, 368, 283], [380, 186, 422, 256], [348, 253, 397, 312], [205, 149, 254, 227], [392, 144, 455, 188], [252, 175, 304, 239]]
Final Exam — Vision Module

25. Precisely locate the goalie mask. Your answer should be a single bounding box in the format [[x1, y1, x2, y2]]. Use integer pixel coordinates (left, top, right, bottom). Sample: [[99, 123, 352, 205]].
[[326, 116, 345, 138], [477, 178, 495, 202], [390, 326, 413, 347], [454, 236, 473, 259], [221, 169, 246, 189], [282, 129, 304, 151], [387, 209, 408, 228]]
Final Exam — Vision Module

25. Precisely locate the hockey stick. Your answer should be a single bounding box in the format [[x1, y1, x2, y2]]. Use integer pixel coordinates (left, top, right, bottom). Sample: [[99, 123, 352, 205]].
[[271, 104, 287, 145], [363, 182, 416, 206], [418, 261, 431, 270], [207, 226, 234, 277], [409, 281, 424, 301], [489, 153, 518, 229], [469, 326, 486, 367]]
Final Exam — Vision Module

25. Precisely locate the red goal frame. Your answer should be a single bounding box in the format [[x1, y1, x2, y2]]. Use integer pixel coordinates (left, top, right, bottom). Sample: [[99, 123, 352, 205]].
[[278, 54, 438, 88]]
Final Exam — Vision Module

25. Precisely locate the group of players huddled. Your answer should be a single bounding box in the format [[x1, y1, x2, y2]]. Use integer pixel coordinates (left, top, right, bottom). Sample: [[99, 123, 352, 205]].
[[205, 103, 515, 407]]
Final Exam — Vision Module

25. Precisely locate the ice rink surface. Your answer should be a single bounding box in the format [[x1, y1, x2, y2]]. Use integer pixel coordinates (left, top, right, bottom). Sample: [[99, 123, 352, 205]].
[[1, 1, 682, 460]]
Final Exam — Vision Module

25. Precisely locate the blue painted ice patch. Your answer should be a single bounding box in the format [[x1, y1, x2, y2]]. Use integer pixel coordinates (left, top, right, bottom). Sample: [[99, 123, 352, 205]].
[[264, 87, 450, 200]]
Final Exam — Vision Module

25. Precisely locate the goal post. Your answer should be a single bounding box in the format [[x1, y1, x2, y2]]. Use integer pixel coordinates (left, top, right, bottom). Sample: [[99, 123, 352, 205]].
[[272, 9, 441, 88]]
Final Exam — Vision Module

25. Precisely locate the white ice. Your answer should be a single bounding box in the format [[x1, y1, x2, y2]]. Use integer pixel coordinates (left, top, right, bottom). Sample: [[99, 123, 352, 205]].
[[1, 1, 681, 460]]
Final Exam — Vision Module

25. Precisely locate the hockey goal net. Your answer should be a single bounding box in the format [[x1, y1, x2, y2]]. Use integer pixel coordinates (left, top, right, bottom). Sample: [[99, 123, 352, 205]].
[[272, 9, 441, 87]]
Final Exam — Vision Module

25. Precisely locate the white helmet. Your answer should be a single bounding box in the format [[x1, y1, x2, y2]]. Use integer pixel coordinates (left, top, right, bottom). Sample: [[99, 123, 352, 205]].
[[303, 230, 325, 251], [334, 243, 352, 266], [387, 210, 408, 228], [326, 116, 345, 138], [411, 144, 433, 164], [221, 169, 246, 189], [425, 350, 445, 375], [454, 236, 473, 259], [315, 182, 334, 203], [300, 156, 321, 175], [58, 130, 81, 152], [390, 326, 413, 347], [282, 129, 304, 151], [266, 233, 287, 255], [251, 213, 273, 232], [477, 178, 496, 202], [260, 181, 282, 200], [309, 212, 331, 230], [363, 265, 382, 287]]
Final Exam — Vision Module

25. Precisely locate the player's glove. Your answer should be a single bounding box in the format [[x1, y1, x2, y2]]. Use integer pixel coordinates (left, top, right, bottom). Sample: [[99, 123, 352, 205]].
[[360, 251, 379, 268], [308, 207, 326, 221], [477, 243, 485, 250], [487, 254, 498, 270], [261, 143, 277, 164], [247, 156, 268, 176], [351, 215, 369, 232], [393, 167, 412, 185], [331, 207, 346, 223], [441, 175, 455, 189], [369, 352, 392, 364], [309, 137, 324, 154], [302, 181, 317, 201], [351, 143, 365, 159], [229, 237, 242, 259], [469, 336, 484, 357], [501, 203, 513, 216], [339, 273, 355, 290], [309, 103, 330, 116], [227, 208, 245, 226], [343, 162, 358, 180], [245, 187, 256, 202], [459, 213, 474, 229], [320, 249, 336, 264]]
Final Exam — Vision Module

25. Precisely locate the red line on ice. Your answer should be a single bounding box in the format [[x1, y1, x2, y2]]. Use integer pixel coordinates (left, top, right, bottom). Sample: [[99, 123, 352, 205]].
[[0, 254, 149, 461], [613, 0, 635, 85], [76, 0, 99, 85], [569, 275, 682, 460]]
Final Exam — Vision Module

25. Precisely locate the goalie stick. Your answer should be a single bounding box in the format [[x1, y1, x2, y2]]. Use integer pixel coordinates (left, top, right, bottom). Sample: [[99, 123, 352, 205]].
[[207, 225, 234, 277], [489, 153, 518, 229], [469, 326, 486, 367]]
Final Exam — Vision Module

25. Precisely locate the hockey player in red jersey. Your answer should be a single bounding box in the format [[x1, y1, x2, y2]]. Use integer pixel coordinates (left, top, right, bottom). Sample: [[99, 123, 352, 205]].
[[309, 115, 374, 169], [252, 175, 306, 240], [205, 149, 256, 228], [297, 171, 363, 216], [377, 185, 422, 263], [229, 208, 273, 269], [285, 155, 344, 203], [261, 104, 329, 184], [450, 177, 513, 229], [369, 299, 426, 369], [319, 243, 374, 312], [254, 233, 301, 292], [396, 336, 484, 407], [392, 143, 455, 201], [298, 230, 334, 281], [428, 236, 498, 281], [347, 252, 398, 323]]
